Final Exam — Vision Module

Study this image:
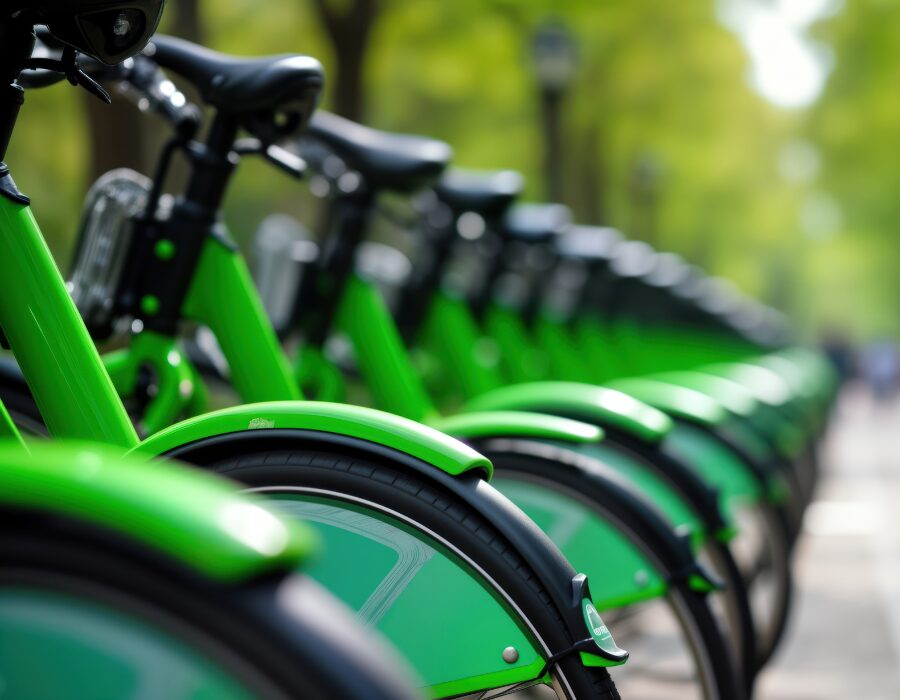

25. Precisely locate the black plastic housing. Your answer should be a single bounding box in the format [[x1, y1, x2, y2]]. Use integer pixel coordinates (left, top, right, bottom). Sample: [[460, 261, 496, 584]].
[[13, 0, 164, 64]]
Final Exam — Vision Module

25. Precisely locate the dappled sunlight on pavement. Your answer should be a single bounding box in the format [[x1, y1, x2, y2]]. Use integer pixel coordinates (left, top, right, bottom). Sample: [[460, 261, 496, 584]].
[[758, 383, 900, 699]]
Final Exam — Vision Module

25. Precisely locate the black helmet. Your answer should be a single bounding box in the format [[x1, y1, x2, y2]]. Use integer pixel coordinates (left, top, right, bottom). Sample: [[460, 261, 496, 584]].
[[15, 1, 165, 65]]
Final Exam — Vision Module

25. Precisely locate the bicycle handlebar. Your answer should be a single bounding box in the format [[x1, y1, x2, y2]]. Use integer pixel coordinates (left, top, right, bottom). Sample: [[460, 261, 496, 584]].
[[119, 56, 201, 137], [19, 32, 201, 137]]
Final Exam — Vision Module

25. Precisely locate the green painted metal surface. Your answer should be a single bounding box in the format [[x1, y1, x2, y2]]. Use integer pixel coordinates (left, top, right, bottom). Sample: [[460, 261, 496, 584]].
[[573, 316, 627, 383], [420, 293, 504, 402], [649, 371, 760, 418], [270, 495, 546, 696], [664, 423, 762, 514], [336, 275, 438, 422], [484, 305, 551, 383], [495, 478, 668, 610], [0, 200, 138, 446], [0, 400, 24, 446], [0, 589, 256, 698], [603, 377, 728, 427], [136, 401, 493, 478], [0, 442, 313, 580], [294, 343, 347, 403], [464, 382, 673, 444], [572, 442, 707, 540], [182, 235, 301, 403], [701, 363, 792, 407], [535, 316, 594, 383], [104, 332, 196, 435], [431, 411, 603, 445]]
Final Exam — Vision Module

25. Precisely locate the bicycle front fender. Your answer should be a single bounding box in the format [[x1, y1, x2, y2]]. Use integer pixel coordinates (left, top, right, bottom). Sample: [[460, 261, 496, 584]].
[[430, 410, 603, 445], [133, 401, 492, 478], [132, 402, 630, 689], [0, 441, 313, 582], [464, 382, 672, 444], [602, 377, 728, 428]]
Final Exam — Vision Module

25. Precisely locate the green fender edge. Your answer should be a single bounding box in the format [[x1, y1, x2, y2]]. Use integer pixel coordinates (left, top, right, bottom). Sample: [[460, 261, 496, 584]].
[[430, 411, 604, 445], [602, 378, 728, 427], [701, 362, 793, 407], [0, 440, 314, 581], [648, 371, 759, 418], [134, 401, 493, 479], [462, 382, 673, 444]]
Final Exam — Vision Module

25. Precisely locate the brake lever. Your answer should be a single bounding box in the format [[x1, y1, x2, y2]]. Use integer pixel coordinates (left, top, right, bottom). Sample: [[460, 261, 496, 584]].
[[23, 47, 111, 104]]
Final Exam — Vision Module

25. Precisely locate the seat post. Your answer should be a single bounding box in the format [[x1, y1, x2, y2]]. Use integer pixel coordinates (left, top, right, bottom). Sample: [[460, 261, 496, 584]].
[[184, 112, 241, 214], [137, 111, 241, 335], [395, 200, 455, 341], [292, 176, 374, 348]]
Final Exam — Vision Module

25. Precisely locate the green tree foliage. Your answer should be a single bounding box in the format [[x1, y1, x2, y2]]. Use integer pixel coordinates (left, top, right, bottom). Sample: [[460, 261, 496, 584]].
[[804, 0, 900, 339]]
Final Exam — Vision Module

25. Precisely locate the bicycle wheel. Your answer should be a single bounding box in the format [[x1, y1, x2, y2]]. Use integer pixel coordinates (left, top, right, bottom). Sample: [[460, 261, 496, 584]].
[[576, 436, 757, 688], [177, 438, 622, 700], [666, 421, 794, 667], [477, 439, 746, 700]]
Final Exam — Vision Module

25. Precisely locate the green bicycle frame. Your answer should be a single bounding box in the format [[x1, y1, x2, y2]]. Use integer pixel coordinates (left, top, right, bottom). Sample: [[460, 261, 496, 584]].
[[100, 230, 300, 435], [0, 198, 138, 446]]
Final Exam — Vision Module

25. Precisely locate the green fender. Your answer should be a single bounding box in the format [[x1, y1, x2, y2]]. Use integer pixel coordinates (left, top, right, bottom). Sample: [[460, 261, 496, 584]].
[[701, 362, 792, 407], [430, 411, 603, 445], [602, 378, 728, 427], [651, 370, 805, 457], [648, 371, 759, 418], [0, 441, 313, 581], [463, 382, 672, 444], [134, 401, 493, 478]]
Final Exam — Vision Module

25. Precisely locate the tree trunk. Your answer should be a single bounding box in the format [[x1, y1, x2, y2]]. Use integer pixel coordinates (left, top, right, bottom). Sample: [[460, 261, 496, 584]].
[[172, 0, 205, 44], [311, 0, 381, 122]]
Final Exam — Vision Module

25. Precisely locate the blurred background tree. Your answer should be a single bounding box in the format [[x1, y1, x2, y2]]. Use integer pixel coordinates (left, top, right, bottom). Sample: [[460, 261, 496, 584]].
[[7, 0, 898, 342]]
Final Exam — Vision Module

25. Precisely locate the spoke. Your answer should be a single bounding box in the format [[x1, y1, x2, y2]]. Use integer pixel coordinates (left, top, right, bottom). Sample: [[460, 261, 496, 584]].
[[479, 678, 547, 699]]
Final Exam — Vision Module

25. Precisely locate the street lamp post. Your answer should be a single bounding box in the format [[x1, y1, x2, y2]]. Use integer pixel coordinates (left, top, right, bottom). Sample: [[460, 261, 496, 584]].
[[532, 21, 578, 203]]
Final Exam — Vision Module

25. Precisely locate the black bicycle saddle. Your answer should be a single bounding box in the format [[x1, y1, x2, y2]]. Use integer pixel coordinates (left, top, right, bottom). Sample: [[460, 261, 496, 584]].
[[305, 111, 452, 193], [434, 169, 524, 220], [147, 35, 323, 116], [502, 202, 572, 243], [555, 225, 623, 262], [641, 252, 691, 289], [609, 240, 657, 279]]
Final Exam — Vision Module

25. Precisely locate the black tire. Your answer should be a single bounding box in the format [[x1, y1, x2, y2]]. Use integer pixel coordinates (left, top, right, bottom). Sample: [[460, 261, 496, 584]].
[[742, 499, 794, 668], [0, 505, 421, 700], [698, 422, 796, 668], [198, 445, 621, 700], [477, 440, 746, 700]]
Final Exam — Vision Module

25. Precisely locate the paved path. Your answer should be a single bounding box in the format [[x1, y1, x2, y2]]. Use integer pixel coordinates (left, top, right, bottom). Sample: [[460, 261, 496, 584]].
[[757, 385, 900, 699]]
